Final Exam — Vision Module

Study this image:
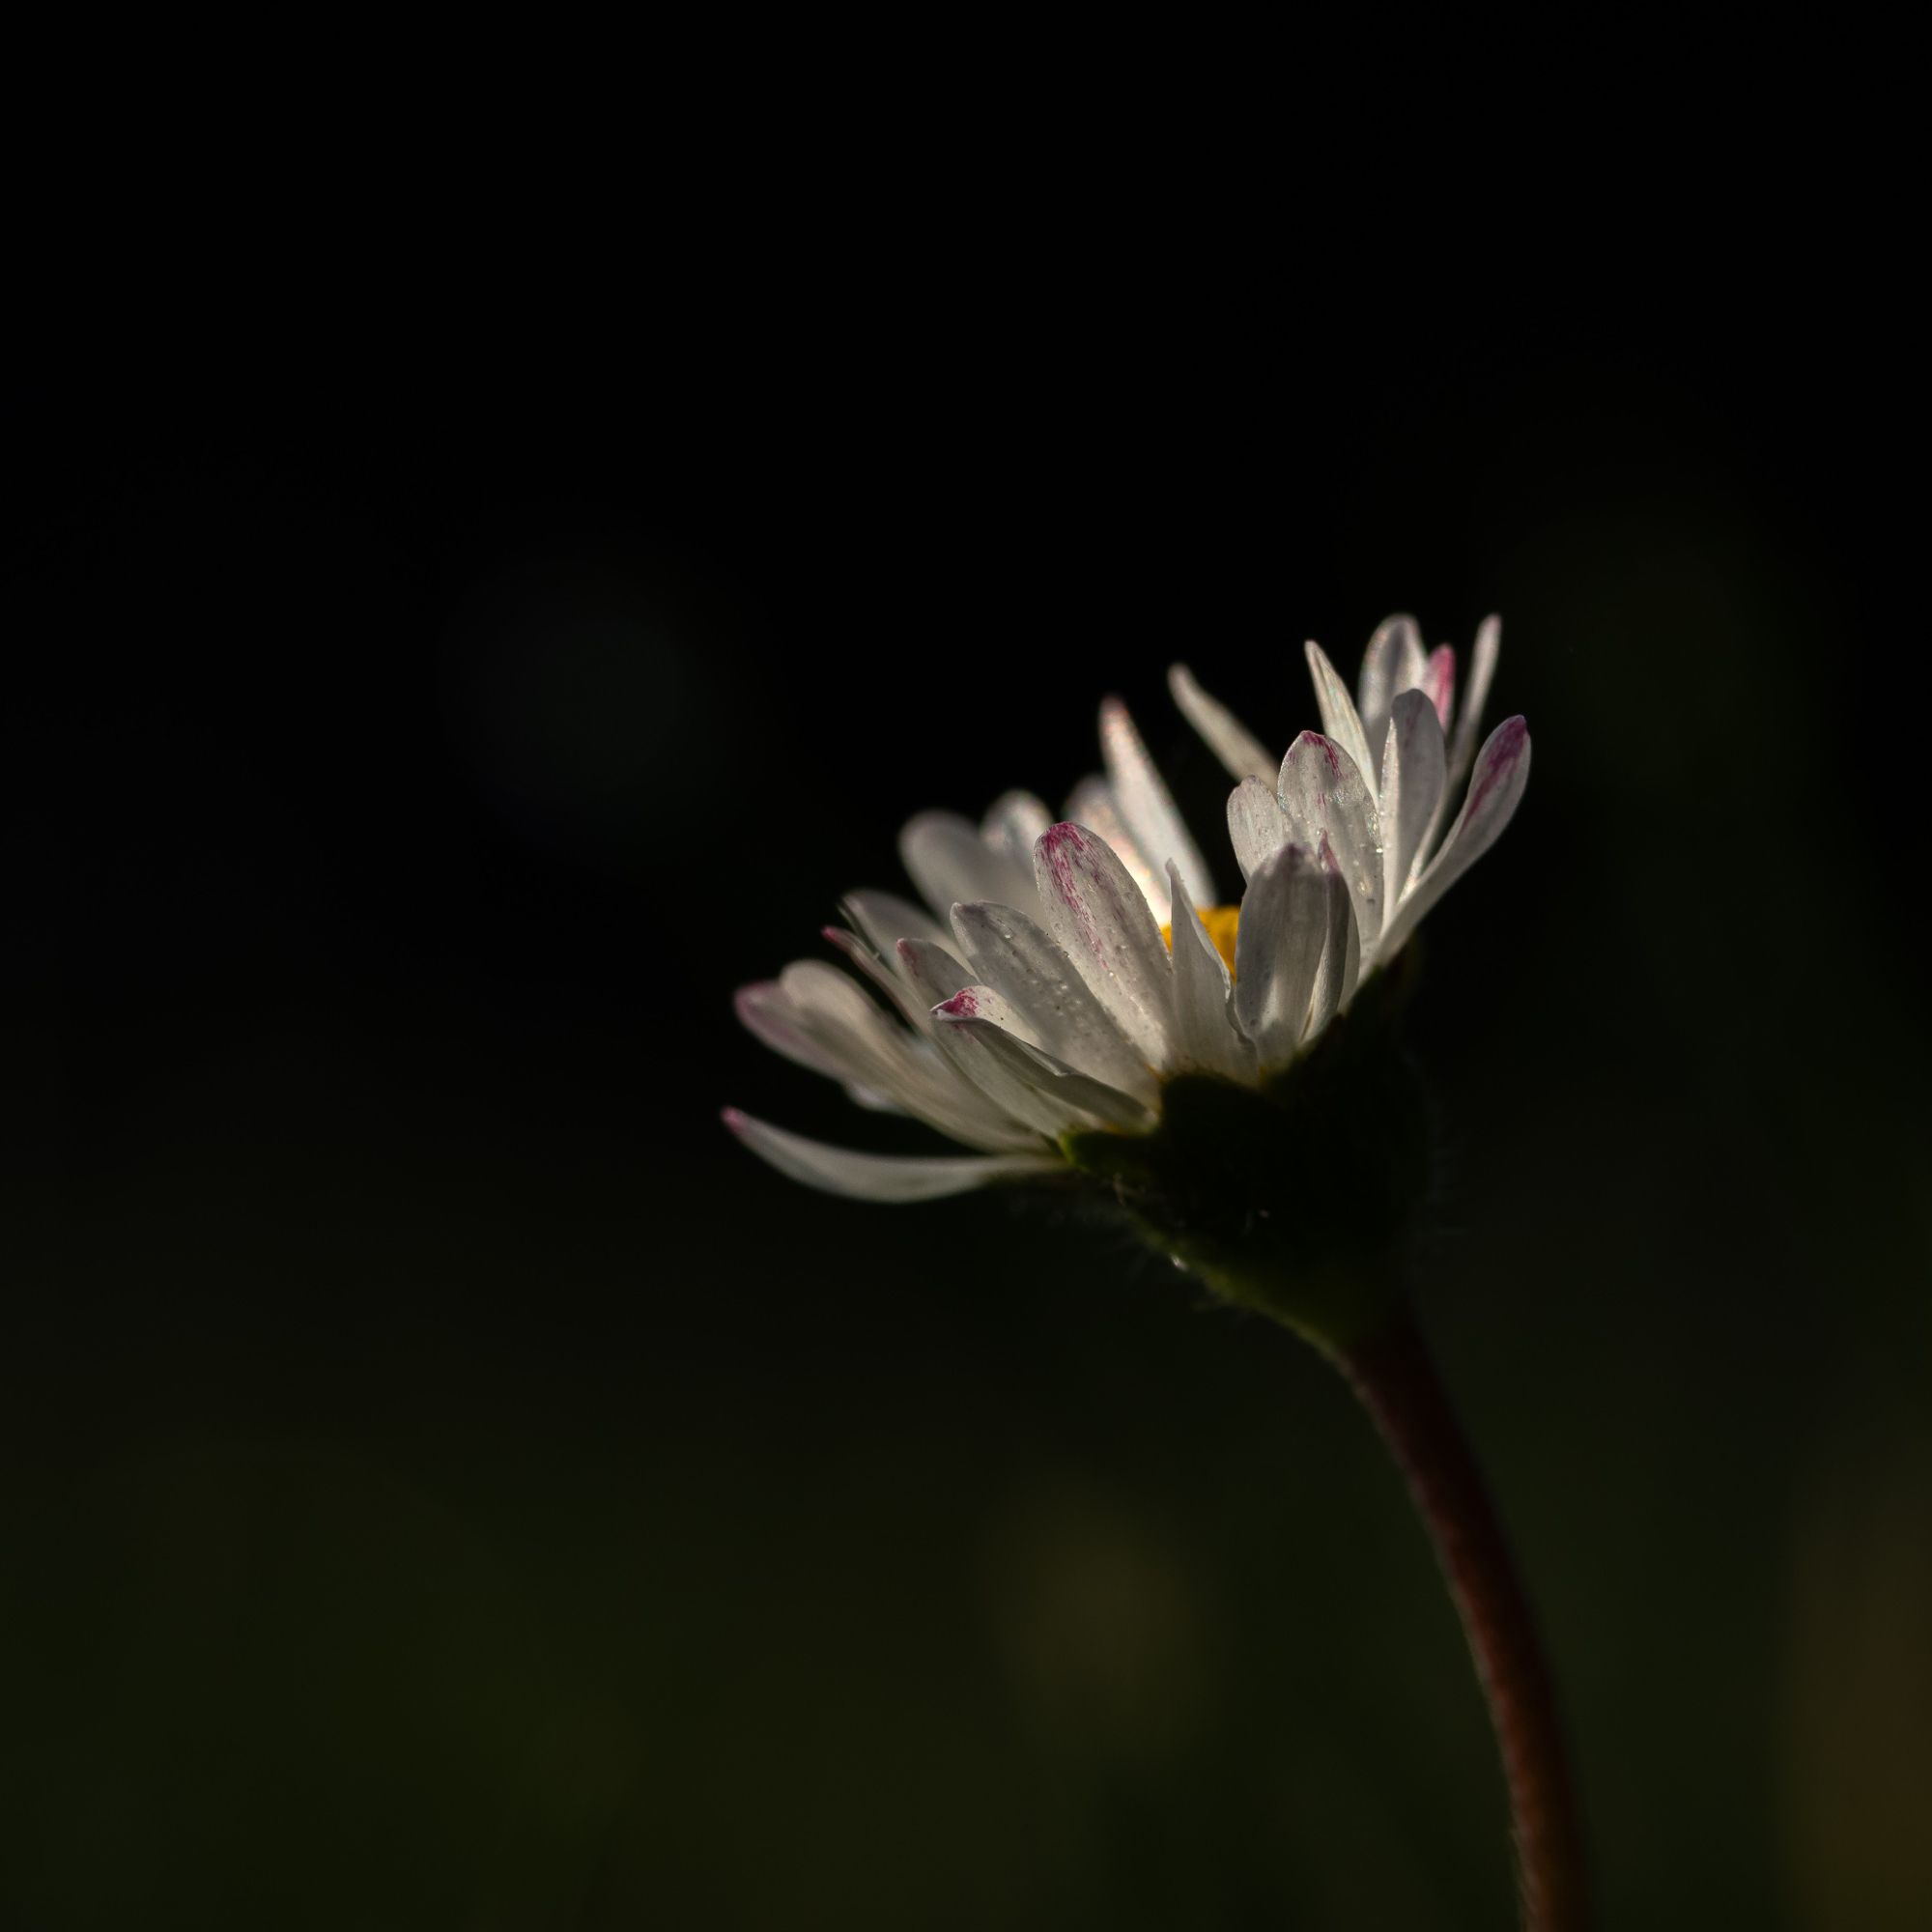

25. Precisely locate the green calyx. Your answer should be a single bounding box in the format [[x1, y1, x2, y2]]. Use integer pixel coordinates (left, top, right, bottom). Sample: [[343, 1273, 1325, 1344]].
[[1062, 951, 1431, 1355]]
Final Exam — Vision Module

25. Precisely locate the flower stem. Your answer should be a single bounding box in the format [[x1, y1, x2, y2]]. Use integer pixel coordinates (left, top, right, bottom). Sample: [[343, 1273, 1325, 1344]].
[[1336, 1311, 1592, 1932]]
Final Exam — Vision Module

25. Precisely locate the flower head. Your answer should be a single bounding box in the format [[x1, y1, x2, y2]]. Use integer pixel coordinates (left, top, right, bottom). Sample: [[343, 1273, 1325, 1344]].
[[726, 616, 1529, 1248]]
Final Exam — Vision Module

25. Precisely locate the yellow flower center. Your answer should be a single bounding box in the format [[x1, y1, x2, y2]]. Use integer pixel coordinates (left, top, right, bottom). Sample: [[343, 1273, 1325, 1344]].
[[1161, 904, 1241, 978]]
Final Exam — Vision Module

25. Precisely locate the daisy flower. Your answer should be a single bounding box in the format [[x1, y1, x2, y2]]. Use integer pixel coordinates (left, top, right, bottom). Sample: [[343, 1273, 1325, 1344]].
[[724, 615, 1529, 1206], [723, 616, 1587, 1927]]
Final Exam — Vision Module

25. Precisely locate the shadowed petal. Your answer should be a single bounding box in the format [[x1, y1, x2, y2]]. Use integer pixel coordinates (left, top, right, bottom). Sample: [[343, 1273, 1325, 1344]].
[[1379, 690, 1448, 912], [1446, 614, 1501, 790], [935, 989, 1156, 1135], [734, 980, 853, 1083], [724, 1109, 1058, 1201], [821, 925, 928, 1028], [1234, 843, 1341, 1071], [900, 810, 1034, 923], [980, 790, 1054, 878], [840, 889, 951, 960], [1166, 861, 1256, 1083], [1305, 837, 1357, 1038]]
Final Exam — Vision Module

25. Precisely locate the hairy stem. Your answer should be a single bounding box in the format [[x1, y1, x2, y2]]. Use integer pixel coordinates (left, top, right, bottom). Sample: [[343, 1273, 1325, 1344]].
[[1337, 1312, 1592, 1931]]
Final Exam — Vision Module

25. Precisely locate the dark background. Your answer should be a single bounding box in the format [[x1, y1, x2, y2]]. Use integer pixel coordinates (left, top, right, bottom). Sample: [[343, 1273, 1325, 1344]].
[[2, 253, 1925, 1929]]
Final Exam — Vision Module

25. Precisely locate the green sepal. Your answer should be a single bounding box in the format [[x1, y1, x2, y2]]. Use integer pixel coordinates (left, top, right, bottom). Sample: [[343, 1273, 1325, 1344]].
[[1063, 949, 1430, 1354]]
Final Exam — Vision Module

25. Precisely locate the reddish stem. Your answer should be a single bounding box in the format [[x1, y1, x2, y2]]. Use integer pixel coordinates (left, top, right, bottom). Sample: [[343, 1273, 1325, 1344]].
[[1338, 1313, 1592, 1931]]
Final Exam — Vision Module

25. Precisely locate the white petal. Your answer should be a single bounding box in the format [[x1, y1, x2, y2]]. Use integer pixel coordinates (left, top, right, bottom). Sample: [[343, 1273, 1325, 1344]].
[[1422, 644, 1457, 732], [724, 1109, 1058, 1202], [1303, 640, 1378, 794], [1447, 614, 1500, 790], [1099, 696, 1216, 911], [1227, 776, 1290, 884], [1278, 731, 1383, 960], [741, 971, 908, 1115], [980, 790, 1055, 879], [935, 989, 1156, 1136], [1398, 625, 1430, 695], [776, 956, 897, 1039], [734, 980, 852, 1083], [1165, 861, 1256, 1084], [773, 959, 1031, 1150], [899, 810, 1034, 923], [948, 900, 1158, 1104], [1379, 690, 1448, 911], [820, 925, 928, 1028], [927, 980, 1037, 1041], [921, 986, 1075, 1139], [1356, 613, 1423, 776], [841, 890, 971, 1014], [1034, 821, 1175, 1068], [840, 889, 951, 960], [1064, 776, 1169, 925], [1234, 843, 1344, 1072], [1167, 664, 1276, 781], [929, 980, 1059, 1139], [892, 935, 976, 1012], [1378, 715, 1531, 961]]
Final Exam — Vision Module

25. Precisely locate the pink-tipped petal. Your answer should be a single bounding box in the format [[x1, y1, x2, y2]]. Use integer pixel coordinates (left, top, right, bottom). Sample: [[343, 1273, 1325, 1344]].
[[1033, 820, 1175, 1068], [930, 981, 1041, 1047], [926, 985, 1076, 1138], [1378, 714, 1531, 960], [1422, 644, 1457, 733], [1063, 776, 1168, 925], [893, 935, 976, 1013]]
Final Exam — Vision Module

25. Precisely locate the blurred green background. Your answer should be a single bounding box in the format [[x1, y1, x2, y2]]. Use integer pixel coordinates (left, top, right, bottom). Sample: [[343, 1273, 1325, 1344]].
[[1, 239, 1924, 1929]]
